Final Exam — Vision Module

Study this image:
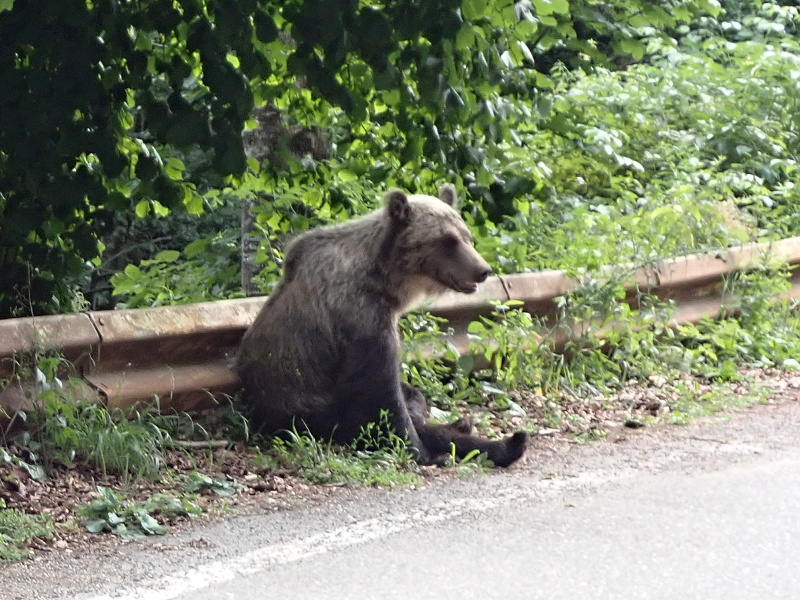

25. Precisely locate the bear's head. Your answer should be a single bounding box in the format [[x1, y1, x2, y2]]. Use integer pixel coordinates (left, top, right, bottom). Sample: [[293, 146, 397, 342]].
[[385, 185, 492, 297]]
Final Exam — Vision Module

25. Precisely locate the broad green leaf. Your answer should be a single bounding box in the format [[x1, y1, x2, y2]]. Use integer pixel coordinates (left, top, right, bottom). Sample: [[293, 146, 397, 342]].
[[84, 519, 107, 534], [154, 250, 181, 263], [456, 25, 476, 51], [533, 0, 569, 17], [152, 200, 170, 217], [123, 265, 142, 279], [184, 238, 210, 258], [185, 191, 204, 215], [617, 39, 645, 61], [138, 514, 167, 536], [462, 0, 487, 21], [467, 321, 487, 334], [336, 170, 358, 183], [18, 460, 47, 482]]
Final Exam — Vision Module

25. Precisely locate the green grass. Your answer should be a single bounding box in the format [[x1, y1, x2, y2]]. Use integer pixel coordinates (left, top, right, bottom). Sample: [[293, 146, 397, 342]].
[[29, 393, 169, 481], [666, 380, 769, 425], [256, 416, 422, 487], [0, 501, 54, 561]]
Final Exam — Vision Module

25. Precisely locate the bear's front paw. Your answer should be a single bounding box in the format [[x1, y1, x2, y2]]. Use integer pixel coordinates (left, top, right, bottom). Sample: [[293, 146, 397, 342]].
[[450, 416, 474, 434]]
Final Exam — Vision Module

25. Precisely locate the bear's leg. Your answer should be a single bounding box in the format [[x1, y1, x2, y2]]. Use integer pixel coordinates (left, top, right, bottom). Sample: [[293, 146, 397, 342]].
[[334, 339, 439, 465], [401, 383, 527, 468], [417, 425, 527, 467], [401, 382, 474, 434]]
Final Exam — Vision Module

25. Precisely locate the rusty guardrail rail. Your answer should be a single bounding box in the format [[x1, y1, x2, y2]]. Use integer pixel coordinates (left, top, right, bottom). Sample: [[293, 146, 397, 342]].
[[2, 237, 800, 417]]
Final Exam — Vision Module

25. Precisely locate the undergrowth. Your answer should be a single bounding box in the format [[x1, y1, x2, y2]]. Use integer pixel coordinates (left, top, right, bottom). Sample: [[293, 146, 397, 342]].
[[9, 375, 169, 482], [0, 500, 53, 561], [256, 412, 421, 487]]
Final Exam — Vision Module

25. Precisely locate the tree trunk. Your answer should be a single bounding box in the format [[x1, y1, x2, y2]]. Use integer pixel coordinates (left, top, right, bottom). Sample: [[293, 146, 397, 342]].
[[240, 197, 262, 297]]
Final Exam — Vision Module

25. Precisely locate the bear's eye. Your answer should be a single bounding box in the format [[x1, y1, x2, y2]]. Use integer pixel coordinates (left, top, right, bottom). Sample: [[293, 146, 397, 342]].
[[441, 234, 460, 251]]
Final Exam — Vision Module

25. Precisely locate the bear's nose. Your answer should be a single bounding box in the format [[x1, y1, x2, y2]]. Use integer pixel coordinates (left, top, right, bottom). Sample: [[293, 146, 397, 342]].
[[476, 267, 492, 283]]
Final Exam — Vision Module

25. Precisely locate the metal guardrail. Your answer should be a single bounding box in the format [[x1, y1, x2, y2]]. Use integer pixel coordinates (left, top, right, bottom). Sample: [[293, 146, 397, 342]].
[[2, 237, 800, 416]]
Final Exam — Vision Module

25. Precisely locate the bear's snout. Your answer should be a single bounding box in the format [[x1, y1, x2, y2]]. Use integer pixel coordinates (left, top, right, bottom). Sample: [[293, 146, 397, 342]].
[[475, 266, 492, 283]]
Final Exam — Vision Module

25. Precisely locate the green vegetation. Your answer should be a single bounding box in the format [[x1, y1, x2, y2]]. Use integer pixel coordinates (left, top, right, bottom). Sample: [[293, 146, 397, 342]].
[[0, 500, 54, 561], [14, 369, 169, 481], [0, 0, 725, 316], [182, 471, 244, 497], [49, 2, 796, 310], [79, 486, 202, 540], [257, 414, 421, 487]]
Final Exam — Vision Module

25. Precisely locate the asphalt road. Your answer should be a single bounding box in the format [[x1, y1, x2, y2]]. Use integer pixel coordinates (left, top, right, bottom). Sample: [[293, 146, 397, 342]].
[[5, 401, 800, 600]]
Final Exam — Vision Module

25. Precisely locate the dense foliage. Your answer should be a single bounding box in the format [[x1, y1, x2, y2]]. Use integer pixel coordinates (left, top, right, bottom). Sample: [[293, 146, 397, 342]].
[[108, 1, 800, 308], [0, 0, 722, 316]]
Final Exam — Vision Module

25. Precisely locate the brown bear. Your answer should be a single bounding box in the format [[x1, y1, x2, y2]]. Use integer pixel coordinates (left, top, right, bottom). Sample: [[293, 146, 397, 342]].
[[236, 185, 527, 467]]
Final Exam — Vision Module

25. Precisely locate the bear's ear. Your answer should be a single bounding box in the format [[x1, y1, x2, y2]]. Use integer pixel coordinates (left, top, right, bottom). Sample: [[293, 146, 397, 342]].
[[438, 184, 459, 208], [386, 189, 412, 227]]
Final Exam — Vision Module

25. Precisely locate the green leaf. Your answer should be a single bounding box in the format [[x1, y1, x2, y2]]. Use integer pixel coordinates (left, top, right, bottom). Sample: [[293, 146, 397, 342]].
[[456, 25, 476, 51], [185, 191, 204, 215], [462, 0, 487, 21], [336, 170, 358, 183], [467, 321, 487, 334], [184, 238, 210, 258], [84, 519, 107, 534], [106, 512, 125, 525], [0, 0, 14, 12], [135, 200, 150, 218], [137, 513, 167, 536], [114, 523, 143, 540], [151, 199, 170, 217], [154, 250, 181, 263], [122, 264, 142, 280], [617, 39, 645, 61], [18, 460, 47, 482], [533, 0, 569, 17]]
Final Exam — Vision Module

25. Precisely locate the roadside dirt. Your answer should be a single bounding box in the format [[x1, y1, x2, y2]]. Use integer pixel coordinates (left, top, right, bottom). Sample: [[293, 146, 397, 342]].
[[1, 367, 798, 562]]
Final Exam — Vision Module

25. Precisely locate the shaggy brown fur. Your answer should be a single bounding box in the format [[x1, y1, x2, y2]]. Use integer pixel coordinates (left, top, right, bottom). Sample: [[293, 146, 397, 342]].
[[236, 186, 527, 467]]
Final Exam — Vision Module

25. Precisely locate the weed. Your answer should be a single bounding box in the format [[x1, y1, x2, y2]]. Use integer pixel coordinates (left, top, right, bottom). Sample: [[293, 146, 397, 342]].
[[468, 300, 548, 391], [666, 380, 768, 425], [80, 486, 202, 540], [0, 500, 54, 561], [28, 395, 168, 481], [182, 471, 243, 497], [399, 252, 800, 438], [448, 446, 491, 476], [5, 354, 170, 481], [258, 412, 421, 487], [400, 312, 485, 411]]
